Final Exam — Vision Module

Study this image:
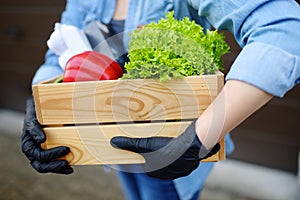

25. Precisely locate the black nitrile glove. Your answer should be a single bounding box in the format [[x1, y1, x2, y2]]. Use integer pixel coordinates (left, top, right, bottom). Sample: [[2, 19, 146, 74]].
[[110, 121, 220, 179], [21, 96, 73, 174]]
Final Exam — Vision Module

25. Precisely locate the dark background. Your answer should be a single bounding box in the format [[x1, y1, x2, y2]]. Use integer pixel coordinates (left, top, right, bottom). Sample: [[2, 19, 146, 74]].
[[0, 0, 299, 173]]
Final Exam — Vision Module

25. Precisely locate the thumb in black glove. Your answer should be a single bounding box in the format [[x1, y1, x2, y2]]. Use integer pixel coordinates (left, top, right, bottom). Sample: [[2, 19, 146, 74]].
[[21, 96, 73, 174], [110, 121, 220, 179]]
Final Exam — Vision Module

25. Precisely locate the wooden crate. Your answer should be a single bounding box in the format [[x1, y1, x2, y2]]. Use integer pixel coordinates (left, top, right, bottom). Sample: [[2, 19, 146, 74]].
[[32, 71, 226, 165]]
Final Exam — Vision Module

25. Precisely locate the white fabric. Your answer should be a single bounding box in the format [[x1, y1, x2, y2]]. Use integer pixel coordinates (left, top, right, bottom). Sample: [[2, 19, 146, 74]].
[[47, 23, 92, 69]]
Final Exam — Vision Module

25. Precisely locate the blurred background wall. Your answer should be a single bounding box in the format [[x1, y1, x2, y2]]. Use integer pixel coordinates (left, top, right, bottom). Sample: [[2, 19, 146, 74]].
[[0, 0, 299, 175], [0, 0, 65, 111]]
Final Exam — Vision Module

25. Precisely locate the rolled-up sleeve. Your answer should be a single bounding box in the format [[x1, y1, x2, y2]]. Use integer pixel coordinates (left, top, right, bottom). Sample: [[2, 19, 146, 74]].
[[226, 42, 300, 97], [188, 0, 300, 97]]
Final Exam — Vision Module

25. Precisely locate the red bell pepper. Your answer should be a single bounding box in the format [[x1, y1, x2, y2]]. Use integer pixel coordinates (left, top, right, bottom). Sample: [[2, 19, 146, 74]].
[[63, 51, 123, 82]]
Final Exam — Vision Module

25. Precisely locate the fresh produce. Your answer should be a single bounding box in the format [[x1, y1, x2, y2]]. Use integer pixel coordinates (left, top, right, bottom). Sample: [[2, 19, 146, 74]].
[[54, 75, 63, 83], [63, 51, 123, 82], [122, 12, 230, 82]]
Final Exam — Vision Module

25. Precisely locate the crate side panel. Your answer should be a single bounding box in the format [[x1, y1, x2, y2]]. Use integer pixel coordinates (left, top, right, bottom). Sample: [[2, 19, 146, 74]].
[[43, 121, 222, 165], [218, 136, 226, 160], [216, 71, 224, 93], [32, 84, 44, 124], [36, 75, 220, 125], [33, 83, 77, 125]]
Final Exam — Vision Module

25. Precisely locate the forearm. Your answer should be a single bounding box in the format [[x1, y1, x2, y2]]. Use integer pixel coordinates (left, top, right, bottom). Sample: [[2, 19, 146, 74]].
[[195, 79, 273, 149]]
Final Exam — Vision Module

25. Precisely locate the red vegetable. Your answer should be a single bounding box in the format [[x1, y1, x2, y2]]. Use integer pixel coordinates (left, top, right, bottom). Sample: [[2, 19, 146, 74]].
[[92, 52, 124, 78], [63, 51, 123, 82]]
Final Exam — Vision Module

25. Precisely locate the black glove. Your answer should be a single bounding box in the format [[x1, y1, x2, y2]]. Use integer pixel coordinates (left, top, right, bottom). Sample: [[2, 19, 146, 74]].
[[21, 96, 73, 174], [110, 121, 220, 179]]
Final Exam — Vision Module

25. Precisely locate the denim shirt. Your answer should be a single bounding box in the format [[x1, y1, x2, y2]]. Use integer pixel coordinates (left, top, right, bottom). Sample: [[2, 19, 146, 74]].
[[31, 1, 236, 200], [188, 0, 300, 97], [32, 0, 172, 84]]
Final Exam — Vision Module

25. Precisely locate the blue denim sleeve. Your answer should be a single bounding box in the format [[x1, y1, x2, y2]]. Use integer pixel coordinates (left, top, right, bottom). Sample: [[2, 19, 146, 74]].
[[32, 0, 86, 85], [173, 0, 211, 30], [188, 0, 300, 97], [138, 0, 173, 25], [60, 0, 85, 27]]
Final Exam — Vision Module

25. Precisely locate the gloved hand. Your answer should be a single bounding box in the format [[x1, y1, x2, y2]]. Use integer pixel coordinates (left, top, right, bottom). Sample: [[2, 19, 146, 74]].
[[110, 121, 220, 179], [21, 96, 73, 174]]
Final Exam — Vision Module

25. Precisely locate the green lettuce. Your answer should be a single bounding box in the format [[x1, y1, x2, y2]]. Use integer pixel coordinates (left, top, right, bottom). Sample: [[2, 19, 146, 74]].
[[122, 12, 230, 82]]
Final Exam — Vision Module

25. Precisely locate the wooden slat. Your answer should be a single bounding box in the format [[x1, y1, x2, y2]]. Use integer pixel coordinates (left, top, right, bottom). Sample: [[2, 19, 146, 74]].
[[42, 121, 225, 165], [33, 73, 223, 125]]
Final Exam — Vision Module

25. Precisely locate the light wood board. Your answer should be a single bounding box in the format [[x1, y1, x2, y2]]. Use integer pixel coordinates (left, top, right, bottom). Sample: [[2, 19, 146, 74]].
[[42, 121, 225, 165], [33, 72, 223, 125], [34, 72, 226, 164]]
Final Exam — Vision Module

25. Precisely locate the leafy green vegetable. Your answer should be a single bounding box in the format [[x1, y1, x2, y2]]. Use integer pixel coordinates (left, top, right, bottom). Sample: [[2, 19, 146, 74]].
[[122, 12, 230, 81]]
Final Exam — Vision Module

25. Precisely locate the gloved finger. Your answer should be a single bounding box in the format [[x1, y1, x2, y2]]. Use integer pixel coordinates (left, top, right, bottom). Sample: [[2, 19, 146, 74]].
[[110, 136, 172, 153], [53, 165, 74, 174], [22, 132, 70, 162], [36, 146, 71, 163], [31, 160, 73, 174], [23, 97, 46, 143], [21, 133, 42, 161], [110, 136, 142, 152], [27, 119, 46, 143]]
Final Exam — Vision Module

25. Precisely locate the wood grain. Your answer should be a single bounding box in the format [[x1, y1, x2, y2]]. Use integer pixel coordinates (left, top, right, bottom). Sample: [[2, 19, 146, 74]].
[[35, 73, 226, 165], [42, 121, 225, 165], [33, 73, 223, 125]]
